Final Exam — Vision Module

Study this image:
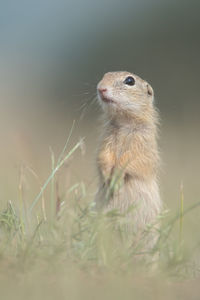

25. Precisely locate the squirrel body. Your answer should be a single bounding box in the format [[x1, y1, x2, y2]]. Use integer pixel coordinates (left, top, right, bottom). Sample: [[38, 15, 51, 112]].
[[95, 71, 162, 240]]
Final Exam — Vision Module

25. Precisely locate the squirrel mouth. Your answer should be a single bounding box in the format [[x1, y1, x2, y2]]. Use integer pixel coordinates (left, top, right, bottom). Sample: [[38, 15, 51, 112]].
[[101, 95, 114, 103], [98, 92, 115, 104]]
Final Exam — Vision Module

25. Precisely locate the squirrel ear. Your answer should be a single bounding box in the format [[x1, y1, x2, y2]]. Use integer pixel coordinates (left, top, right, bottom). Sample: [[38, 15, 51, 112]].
[[147, 84, 153, 97]]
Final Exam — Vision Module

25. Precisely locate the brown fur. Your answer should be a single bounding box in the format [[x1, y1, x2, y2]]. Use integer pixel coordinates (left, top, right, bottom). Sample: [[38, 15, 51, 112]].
[[95, 71, 162, 250]]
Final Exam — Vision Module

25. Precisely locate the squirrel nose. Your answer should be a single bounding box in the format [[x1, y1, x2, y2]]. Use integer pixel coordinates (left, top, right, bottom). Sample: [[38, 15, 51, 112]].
[[98, 87, 107, 94]]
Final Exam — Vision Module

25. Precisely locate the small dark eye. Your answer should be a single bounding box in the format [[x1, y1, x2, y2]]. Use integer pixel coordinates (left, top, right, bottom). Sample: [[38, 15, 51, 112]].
[[124, 76, 135, 86]]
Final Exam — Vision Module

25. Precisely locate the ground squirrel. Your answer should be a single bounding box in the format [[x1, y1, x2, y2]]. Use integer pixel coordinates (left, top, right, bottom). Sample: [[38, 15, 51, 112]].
[[95, 71, 162, 248]]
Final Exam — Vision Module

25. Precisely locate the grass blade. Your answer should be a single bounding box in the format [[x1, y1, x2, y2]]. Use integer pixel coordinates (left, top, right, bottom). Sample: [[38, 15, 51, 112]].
[[29, 140, 82, 214]]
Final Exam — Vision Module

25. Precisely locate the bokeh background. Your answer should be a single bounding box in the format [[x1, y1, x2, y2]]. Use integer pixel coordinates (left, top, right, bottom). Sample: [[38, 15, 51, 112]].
[[0, 0, 200, 243]]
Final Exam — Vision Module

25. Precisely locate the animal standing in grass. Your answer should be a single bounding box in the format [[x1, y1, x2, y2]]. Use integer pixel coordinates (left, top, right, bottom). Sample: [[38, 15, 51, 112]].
[[95, 71, 162, 249]]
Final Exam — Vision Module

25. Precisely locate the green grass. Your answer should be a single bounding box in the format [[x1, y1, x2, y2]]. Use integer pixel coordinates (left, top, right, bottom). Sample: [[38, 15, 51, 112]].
[[0, 132, 200, 300]]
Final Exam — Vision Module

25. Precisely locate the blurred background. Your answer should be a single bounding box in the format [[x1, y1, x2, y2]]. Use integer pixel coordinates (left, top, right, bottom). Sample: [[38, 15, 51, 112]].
[[0, 0, 200, 240]]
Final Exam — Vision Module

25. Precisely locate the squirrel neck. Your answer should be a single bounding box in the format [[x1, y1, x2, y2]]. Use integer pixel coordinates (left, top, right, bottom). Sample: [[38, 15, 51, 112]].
[[105, 107, 158, 135]]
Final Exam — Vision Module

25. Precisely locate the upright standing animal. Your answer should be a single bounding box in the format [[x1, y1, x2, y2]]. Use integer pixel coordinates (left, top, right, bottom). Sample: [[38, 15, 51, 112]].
[[95, 71, 162, 249]]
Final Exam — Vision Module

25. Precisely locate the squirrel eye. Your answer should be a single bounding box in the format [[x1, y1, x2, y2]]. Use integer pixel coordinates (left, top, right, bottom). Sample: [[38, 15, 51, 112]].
[[124, 76, 135, 86]]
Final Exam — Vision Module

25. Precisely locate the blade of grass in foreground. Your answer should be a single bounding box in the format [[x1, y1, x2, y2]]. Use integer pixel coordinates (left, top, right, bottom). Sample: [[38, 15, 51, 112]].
[[57, 120, 75, 165], [49, 147, 55, 220], [29, 140, 83, 214], [179, 182, 184, 245], [156, 198, 200, 249]]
